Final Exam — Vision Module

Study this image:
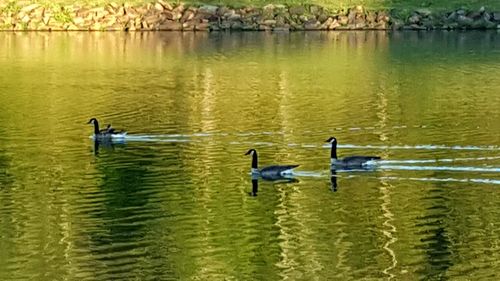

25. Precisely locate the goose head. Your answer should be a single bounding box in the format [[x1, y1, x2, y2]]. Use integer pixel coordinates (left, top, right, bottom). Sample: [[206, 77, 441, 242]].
[[87, 118, 98, 125], [244, 149, 257, 156], [325, 137, 337, 144]]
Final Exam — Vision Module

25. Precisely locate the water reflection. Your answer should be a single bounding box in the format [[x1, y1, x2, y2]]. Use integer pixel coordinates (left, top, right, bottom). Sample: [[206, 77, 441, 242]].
[[92, 139, 126, 156], [248, 175, 299, 197], [330, 170, 338, 192]]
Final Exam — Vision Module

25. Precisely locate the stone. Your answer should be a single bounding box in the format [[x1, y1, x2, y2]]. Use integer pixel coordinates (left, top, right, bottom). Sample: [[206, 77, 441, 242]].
[[304, 21, 320, 30], [262, 4, 275, 20], [73, 17, 84, 25], [21, 14, 30, 23], [263, 19, 276, 26], [20, 4, 40, 13], [338, 15, 348, 25], [409, 14, 420, 24], [391, 18, 404, 30], [328, 19, 341, 29], [145, 15, 159, 25], [355, 5, 364, 14], [199, 5, 218, 16], [159, 21, 182, 30], [366, 12, 376, 24], [154, 3, 164, 12], [230, 21, 243, 30], [195, 22, 210, 31], [180, 10, 194, 23], [227, 14, 241, 21], [416, 8, 432, 17], [310, 5, 323, 16], [158, 0, 173, 11], [493, 12, 500, 22], [258, 24, 272, 31], [162, 10, 175, 20], [273, 26, 290, 32], [317, 13, 328, 23], [289, 5, 305, 16], [298, 15, 308, 23], [457, 15, 473, 27]]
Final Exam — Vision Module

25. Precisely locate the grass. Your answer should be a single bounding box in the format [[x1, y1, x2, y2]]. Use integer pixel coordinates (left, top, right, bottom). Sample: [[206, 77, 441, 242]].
[[8, 0, 500, 10]]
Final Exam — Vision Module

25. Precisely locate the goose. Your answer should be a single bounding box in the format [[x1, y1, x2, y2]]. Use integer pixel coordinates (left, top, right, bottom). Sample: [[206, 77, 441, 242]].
[[87, 118, 127, 139], [245, 149, 299, 180], [326, 137, 380, 169]]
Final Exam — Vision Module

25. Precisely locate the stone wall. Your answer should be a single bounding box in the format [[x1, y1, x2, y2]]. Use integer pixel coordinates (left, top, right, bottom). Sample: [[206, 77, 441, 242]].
[[0, 1, 499, 31]]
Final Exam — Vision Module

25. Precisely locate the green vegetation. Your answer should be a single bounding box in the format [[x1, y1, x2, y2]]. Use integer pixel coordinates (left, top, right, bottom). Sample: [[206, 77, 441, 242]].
[[27, 0, 500, 10]]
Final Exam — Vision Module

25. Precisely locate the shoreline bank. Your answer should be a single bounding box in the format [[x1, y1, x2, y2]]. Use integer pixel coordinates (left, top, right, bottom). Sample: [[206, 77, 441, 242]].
[[1, 1, 499, 31]]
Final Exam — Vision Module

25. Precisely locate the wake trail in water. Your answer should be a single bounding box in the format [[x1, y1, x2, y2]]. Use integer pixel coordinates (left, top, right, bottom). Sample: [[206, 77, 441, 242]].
[[378, 164, 500, 173], [376, 156, 500, 164]]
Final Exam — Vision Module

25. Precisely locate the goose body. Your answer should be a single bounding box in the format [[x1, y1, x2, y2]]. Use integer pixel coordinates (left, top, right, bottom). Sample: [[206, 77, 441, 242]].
[[245, 149, 299, 180], [326, 137, 380, 169], [87, 118, 127, 140]]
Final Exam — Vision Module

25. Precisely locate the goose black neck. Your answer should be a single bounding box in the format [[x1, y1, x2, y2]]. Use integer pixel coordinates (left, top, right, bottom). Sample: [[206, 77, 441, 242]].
[[330, 142, 338, 159], [92, 120, 100, 134], [251, 151, 258, 169]]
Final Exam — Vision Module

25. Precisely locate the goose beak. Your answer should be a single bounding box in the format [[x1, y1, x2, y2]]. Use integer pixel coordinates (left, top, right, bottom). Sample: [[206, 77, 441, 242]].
[[244, 151, 250, 155]]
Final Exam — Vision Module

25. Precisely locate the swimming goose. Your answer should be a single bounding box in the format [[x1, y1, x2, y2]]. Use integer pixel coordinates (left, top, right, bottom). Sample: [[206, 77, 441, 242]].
[[245, 149, 299, 180], [326, 137, 380, 169], [87, 118, 127, 139]]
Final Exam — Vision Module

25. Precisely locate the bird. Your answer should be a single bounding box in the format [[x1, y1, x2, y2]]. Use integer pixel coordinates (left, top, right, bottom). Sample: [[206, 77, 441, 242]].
[[325, 137, 380, 169], [87, 118, 126, 140], [245, 148, 299, 180]]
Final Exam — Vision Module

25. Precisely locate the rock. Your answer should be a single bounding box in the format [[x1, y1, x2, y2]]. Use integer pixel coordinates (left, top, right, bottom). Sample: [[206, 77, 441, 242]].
[[158, 0, 173, 11], [366, 11, 376, 24], [338, 15, 348, 25], [374, 21, 387, 29], [258, 24, 272, 31], [409, 14, 420, 24], [479, 6, 486, 14], [180, 10, 194, 23], [298, 15, 308, 23], [21, 14, 30, 23], [493, 12, 500, 22], [227, 13, 241, 21], [289, 5, 305, 15], [273, 26, 290, 32], [317, 13, 328, 23], [154, 3, 164, 11], [416, 8, 432, 17], [377, 11, 389, 23], [262, 4, 275, 19], [162, 10, 175, 20], [483, 12, 491, 21], [230, 21, 243, 30], [198, 5, 218, 16], [328, 19, 341, 29], [347, 10, 356, 24], [195, 22, 210, 31], [304, 21, 320, 30], [355, 5, 364, 14], [309, 5, 323, 16], [263, 19, 276, 26], [73, 17, 84, 25], [159, 21, 182, 30], [457, 15, 473, 27], [391, 18, 404, 30], [20, 4, 40, 13]]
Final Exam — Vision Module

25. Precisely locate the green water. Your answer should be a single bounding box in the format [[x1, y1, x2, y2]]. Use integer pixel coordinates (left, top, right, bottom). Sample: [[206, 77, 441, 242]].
[[0, 31, 499, 280]]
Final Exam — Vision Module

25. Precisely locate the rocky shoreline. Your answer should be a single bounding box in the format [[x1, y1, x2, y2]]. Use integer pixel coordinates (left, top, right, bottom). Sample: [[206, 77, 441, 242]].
[[1, 1, 499, 31]]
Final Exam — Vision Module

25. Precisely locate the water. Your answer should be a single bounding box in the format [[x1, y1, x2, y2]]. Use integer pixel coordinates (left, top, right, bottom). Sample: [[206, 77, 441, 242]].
[[0, 31, 499, 280]]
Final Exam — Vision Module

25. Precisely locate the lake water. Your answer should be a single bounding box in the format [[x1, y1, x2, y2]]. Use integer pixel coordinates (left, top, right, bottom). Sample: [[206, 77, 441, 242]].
[[0, 31, 499, 280]]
